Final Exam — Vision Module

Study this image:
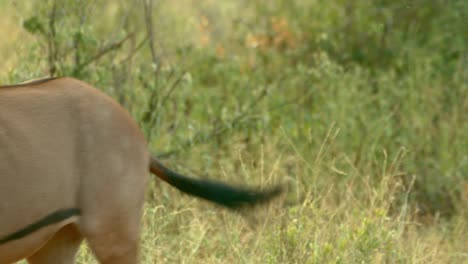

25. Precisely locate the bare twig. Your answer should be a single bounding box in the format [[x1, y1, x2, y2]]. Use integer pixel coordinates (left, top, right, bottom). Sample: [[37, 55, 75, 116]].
[[118, 35, 149, 65], [158, 73, 185, 113], [154, 72, 294, 159], [47, 0, 58, 76], [74, 32, 133, 73], [72, 0, 93, 69], [142, 0, 159, 71], [156, 83, 273, 159]]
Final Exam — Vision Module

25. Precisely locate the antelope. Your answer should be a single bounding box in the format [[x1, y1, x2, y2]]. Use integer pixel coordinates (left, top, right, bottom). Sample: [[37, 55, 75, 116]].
[[0, 77, 282, 263]]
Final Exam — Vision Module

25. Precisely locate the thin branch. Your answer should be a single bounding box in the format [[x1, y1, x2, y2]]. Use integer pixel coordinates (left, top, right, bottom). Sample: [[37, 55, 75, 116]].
[[47, 0, 58, 76], [118, 35, 149, 65], [156, 83, 272, 159], [142, 0, 159, 69], [158, 72, 185, 112], [146, 72, 186, 141], [154, 73, 292, 159], [74, 32, 133, 73]]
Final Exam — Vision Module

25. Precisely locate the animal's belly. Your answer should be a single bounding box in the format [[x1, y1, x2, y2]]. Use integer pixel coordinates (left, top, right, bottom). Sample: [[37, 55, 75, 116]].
[[0, 140, 78, 253], [0, 216, 78, 263], [0, 171, 78, 251], [0, 154, 77, 229], [0, 157, 79, 261]]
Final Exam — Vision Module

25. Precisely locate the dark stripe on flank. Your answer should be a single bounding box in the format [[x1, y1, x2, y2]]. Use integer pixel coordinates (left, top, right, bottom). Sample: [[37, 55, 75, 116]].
[[0, 208, 81, 245]]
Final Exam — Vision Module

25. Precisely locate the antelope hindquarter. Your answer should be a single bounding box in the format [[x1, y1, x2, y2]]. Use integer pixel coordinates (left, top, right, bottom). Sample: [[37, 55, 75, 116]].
[[0, 77, 281, 264]]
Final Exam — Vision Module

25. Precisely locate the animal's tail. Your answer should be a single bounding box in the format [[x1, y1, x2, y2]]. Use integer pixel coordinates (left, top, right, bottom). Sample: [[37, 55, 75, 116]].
[[149, 156, 283, 209]]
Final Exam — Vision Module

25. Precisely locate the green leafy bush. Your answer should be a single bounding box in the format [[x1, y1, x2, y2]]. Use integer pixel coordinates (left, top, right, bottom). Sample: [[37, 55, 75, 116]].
[[3, 0, 466, 263]]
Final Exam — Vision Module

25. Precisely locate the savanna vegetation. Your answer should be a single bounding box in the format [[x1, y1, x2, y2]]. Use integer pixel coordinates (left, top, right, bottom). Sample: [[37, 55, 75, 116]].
[[0, 0, 466, 263]]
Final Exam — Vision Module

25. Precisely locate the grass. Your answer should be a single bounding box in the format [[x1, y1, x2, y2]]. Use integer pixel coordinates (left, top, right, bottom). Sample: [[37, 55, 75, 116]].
[[2, 0, 467, 263]]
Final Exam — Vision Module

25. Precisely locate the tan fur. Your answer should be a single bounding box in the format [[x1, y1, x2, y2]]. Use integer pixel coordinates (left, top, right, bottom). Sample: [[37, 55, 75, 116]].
[[0, 77, 149, 263], [0, 77, 282, 263]]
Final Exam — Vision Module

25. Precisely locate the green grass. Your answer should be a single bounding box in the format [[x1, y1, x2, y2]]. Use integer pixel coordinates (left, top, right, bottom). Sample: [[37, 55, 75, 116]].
[[2, 0, 467, 263]]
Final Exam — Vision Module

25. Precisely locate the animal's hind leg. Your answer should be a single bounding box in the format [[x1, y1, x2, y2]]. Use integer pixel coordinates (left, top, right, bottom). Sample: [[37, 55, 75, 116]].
[[83, 214, 141, 264], [27, 224, 82, 264], [80, 171, 146, 264], [78, 133, 148, 263], [87, 234, 139, 264]]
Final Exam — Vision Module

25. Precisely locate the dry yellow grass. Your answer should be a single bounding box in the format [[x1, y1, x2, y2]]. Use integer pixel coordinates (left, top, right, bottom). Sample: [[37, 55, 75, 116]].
[[3, 1, 467, 263]]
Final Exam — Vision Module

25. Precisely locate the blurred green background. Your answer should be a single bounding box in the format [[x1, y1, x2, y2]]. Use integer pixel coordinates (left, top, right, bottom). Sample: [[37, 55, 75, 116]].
[[1, 0, 466, 263]]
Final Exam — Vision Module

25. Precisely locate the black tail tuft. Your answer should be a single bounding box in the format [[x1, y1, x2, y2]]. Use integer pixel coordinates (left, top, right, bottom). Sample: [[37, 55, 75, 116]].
[[150, 157, 283, 209]]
